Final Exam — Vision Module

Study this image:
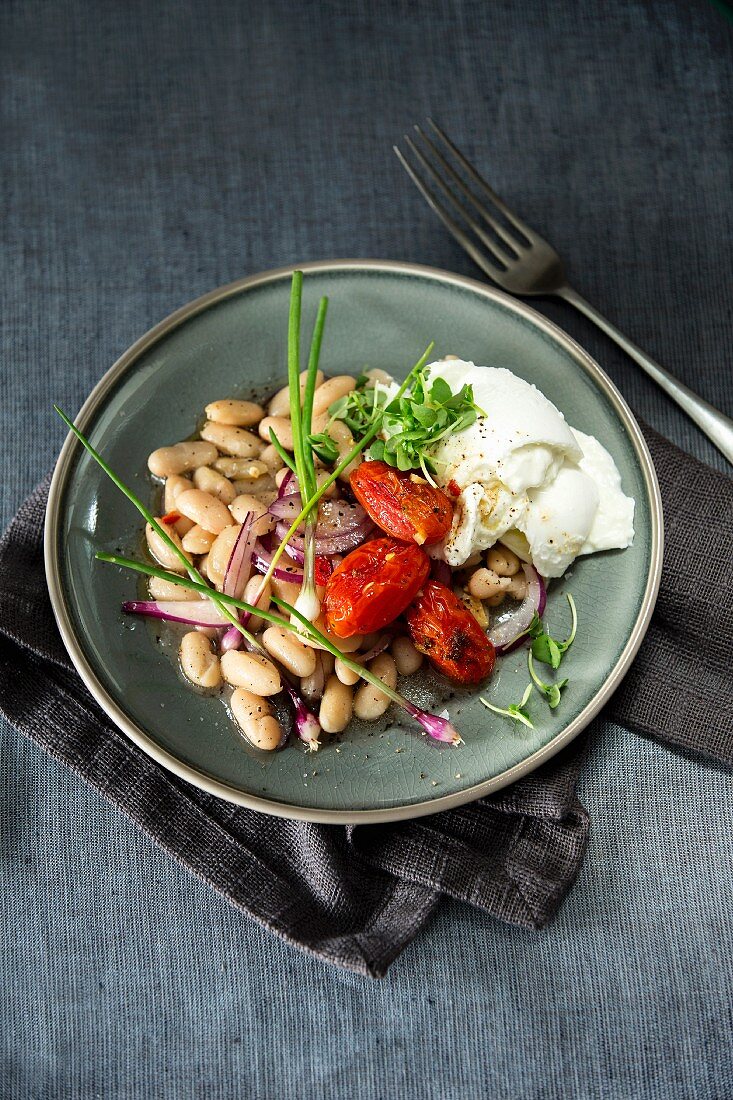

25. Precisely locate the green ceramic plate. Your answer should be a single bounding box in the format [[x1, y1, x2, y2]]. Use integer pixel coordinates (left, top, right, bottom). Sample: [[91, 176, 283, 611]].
[[45, 261, 662, 823]]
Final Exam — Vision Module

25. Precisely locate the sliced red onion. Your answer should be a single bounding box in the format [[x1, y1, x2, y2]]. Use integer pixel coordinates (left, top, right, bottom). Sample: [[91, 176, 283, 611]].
[[284, 542, 305, 565], [488, 564, 546, 654], [122, 600, 230, 627], [268, 491, 304, 521], [276, 469, 296, 500], [276, 518, 373, 556], [252, 539, 304, 584], [223, 512, 258, 600]]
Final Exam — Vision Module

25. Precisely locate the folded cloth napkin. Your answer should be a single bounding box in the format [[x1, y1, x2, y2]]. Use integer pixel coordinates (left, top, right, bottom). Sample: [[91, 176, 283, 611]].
[[0, 427, 730, 976]]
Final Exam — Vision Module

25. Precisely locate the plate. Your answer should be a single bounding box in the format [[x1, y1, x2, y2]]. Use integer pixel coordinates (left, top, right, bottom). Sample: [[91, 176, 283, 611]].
[[45, 261, 662, 823]]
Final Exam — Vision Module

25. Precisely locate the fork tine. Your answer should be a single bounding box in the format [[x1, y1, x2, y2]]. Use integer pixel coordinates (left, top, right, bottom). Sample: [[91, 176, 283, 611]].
[[412, 125, 524, 257], [426, 118, 537, 243], [403, 135, 517, 267], [393, 146, 505, 282]]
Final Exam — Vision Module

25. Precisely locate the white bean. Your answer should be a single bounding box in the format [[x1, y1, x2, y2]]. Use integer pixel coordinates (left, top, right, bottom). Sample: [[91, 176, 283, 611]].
[[258, 416, 293, 450], [230, 689, 282, 751], [258, 444, 283, 472], [269, 576, 302, 605], [335, 657, 361, 686], [164, 474, 192, 513], [145, 520, 192, 573], [193, 466, 236, 505], [162, 475, 195, 537], [300, 651, 327, 703], [208, 524, 242, 588], [243, 575, 272, 633], [176, 488, 234, 535], [148, 441, 217, 478], [229, 493, 275, 537], [319, 675, 354, 734], [233, 474, 275, 498], [353, 653, 397, 721], [468, 567, 511, 601], [181, 524, 216, 554], [213, 456, 269, 480], [204, 399, 264, 427], [262, 627, 317, 677], [487, 545, 521, 577], [179, 632, 221, 688], [220, 651, 281, 695], [391, 636, 423, 676], [311, 375, 356, 417], [227, 460, 269, 484], [200, 421, 262, 458], [148, 575, 199, 602], [267, 369, 324, 417]]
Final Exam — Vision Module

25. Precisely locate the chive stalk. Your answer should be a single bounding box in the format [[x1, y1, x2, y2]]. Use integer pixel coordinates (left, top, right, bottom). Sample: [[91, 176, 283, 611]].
[[97, 552, 462, 745], [251, 341, 434, 603], [54, 406, 257, 648]]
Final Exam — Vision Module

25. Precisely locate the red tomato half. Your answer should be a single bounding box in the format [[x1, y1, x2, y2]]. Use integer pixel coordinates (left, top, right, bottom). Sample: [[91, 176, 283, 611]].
[[323, 537, 430, 638], [406, 580, 496, 685], [350, 461, 453, 546]]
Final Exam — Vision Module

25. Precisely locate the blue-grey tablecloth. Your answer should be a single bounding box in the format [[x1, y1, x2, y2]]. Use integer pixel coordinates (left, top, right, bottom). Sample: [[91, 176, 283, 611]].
[[2, 1, 732, 1096]]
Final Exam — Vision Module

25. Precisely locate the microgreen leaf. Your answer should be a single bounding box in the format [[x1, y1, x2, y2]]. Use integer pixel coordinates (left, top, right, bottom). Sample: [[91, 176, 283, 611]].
[[325, 361, 481, 477], [532, 633, 563, 670], [480, 683, 535, 729], [528, 594, 577, 668], [308, 430, 340, 465], [528, 652, 568, 710]]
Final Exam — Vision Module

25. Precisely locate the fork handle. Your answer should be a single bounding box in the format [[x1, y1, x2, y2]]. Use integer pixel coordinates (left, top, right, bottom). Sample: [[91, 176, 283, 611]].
[[557, 285, 733, 466]]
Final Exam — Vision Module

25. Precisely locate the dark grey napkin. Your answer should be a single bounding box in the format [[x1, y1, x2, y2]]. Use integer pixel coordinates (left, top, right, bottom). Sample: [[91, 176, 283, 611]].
[[0, 427, 729, 977]]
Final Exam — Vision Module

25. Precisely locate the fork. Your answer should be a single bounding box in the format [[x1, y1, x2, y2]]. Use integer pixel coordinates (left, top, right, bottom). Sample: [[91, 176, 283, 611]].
[[395, 119, 733, 466]]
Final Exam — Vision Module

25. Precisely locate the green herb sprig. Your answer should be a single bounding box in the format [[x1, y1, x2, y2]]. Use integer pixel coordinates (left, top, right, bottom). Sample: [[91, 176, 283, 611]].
[[53, 405, 258, 648], [524, 593, 577, 669], [528, 652, 568, 709], [323, 365, 483, 484], [480, 684, 535, 729], [94, 552, 462, 744], [250, 341, 435, 600]]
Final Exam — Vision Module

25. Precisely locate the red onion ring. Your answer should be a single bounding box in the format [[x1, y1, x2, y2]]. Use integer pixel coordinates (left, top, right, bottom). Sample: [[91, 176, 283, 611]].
[[122, 600, 230, 627], [223, 512, 257, 600], [268, 491, 304, 521], [276, 518, 373, 556], [488, 564, 546, 654], [251, 539, 304, 584]]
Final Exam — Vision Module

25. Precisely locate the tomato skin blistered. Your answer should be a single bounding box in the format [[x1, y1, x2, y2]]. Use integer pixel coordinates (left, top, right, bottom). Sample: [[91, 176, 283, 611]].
[[350, 461, 453, 546], [323, 537, 430, 638], [406, 580, 495, 685]]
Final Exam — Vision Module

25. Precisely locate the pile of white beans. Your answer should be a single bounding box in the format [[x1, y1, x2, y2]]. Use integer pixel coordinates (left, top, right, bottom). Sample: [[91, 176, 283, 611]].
[[145, 371, 526, 752]]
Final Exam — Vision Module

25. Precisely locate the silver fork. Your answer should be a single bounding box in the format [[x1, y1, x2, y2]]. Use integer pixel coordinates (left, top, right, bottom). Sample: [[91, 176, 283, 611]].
[[395, 119, 733, 466]]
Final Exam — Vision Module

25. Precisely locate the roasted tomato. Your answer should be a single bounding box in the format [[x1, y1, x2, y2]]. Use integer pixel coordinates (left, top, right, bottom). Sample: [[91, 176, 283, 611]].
[[406, 580, 495, 685], [323, 537, 430, 638], [350, 461, 453, 546]]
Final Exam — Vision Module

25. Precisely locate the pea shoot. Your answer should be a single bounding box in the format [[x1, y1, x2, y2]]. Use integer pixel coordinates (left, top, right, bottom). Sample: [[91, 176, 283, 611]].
[[480, 684, 535, 729], [324, 364, 483, 486], [528, 652, 568, 709], [526, 593, 578, 669]]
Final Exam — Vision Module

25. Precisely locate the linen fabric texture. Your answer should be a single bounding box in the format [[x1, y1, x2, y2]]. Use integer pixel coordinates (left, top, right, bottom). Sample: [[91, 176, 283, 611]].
[[0, 427, 729, 977]]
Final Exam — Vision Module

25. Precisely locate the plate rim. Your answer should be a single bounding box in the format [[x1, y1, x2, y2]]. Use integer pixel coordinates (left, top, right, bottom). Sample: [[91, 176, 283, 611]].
[[44, 258, 664, 824]]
